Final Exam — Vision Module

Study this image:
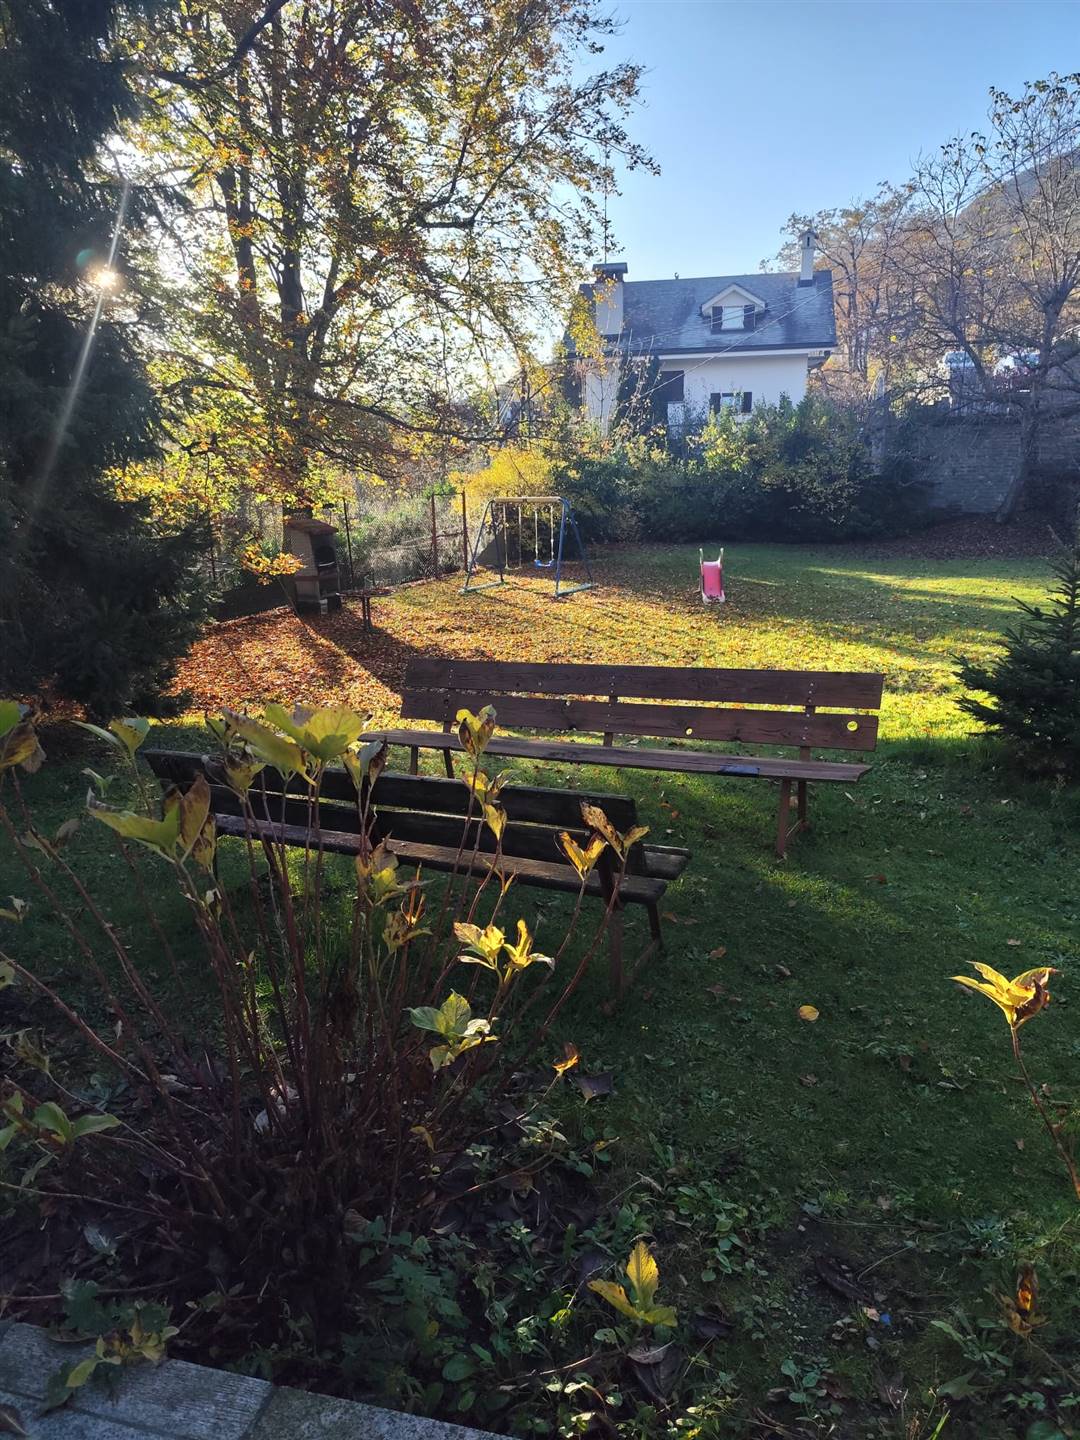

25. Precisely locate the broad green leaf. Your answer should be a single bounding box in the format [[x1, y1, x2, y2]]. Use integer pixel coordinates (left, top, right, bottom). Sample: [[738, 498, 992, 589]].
[[71, 1113, 121, 1140], [263, 704, 366, 762], [87, 799, 180, 859], [223, 712, 309, 778], [0, 1094, 23, 1152], [33, 1101, 74, 1143], [434, 991, 474, 1039], [0, 701, 24, 739], [109, 718, 151, 758], [64, 1357, 99, 1390], [407, 1006, 444, 1034], [75, 722, 123, 752]]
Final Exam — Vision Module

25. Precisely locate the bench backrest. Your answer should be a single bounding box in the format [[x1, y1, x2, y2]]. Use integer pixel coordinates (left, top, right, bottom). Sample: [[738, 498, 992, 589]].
[[144, 750, 643, 873], [401, 659, 884, 754]]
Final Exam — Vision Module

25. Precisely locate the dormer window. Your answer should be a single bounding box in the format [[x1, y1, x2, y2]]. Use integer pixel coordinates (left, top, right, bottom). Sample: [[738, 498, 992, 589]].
[[710, 303, 758, 334]]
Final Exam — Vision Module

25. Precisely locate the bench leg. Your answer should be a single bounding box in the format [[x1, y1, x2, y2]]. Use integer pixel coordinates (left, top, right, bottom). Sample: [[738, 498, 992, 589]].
[[409, 746, 419, 776], [775, 778, 792, 859], [797, 779, 808, 828], [442, 749, 455, 779], [647, 901, 663, 951]]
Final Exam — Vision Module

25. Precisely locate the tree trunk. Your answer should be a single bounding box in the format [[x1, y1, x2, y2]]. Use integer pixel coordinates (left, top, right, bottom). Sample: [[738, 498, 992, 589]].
[[996, 397, 1039, 523]]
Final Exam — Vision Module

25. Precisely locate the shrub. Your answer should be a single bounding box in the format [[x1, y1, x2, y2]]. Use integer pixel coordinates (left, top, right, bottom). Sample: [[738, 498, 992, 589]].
[[0, 701, 636, 1385], [546, 395, 926, 545], [957, 547, 1080, 773]]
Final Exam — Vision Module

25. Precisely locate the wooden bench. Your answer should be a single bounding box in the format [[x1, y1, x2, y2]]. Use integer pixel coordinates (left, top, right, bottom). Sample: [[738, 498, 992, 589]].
[[143, 749, 690, 994], [364, 659, 885, 857]]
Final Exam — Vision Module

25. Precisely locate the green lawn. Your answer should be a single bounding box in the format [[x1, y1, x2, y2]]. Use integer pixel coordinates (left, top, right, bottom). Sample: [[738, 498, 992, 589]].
[[6, 540, 1080, 1438]]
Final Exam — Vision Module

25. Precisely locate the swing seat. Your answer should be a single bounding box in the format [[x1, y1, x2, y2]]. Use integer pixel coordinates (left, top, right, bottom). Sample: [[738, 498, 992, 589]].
[[699, 548, 725, 605]]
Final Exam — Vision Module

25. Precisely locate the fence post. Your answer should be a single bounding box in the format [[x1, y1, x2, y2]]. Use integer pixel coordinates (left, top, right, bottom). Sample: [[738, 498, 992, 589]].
[[341, 499, 356, 588], [430, 491, 438, 575], [460, 489, 469, 571]]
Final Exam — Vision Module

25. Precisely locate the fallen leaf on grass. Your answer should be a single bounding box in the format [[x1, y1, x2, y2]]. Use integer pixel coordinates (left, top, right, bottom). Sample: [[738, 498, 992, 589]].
[[1006, 938, 1022, 947], [799, 1074, 819, 1087], [774, 963, 792, 979], [628, 1340, 682, 1403], [797, 1005, 820, 1022], [705, 983, 725, 998], [1015, 1138, 1025, 1151], [708, 945, 727, 960], [691, 1305, 734, 1340], [575, 1071, 614, 1102]]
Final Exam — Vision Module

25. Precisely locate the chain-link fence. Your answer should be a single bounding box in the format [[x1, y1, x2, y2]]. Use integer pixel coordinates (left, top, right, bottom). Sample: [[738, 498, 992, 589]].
[[322, 488, 467, 588]]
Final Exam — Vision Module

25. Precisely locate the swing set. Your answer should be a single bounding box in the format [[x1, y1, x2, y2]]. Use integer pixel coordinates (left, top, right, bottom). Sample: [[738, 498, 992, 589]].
[[462, 495, 594, 600]]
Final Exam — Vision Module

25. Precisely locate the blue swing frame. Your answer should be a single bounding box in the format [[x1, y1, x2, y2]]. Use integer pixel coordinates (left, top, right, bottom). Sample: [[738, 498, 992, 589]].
[[462, 495, 594, 600]]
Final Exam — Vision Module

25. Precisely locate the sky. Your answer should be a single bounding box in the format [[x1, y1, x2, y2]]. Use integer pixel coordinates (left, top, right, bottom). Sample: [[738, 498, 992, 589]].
[[595, 0, 1080, 280]]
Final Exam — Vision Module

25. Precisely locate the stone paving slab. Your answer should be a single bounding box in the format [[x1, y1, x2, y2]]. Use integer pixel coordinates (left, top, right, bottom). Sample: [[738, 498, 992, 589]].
[[0, 1324, 502, 1440], [251, 1385, 501, 1439]]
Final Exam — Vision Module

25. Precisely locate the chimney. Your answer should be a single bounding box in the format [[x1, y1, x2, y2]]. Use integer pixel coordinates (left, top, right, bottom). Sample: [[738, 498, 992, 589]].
[[592, 261, 628, 336], [798, 230, 817, 287]]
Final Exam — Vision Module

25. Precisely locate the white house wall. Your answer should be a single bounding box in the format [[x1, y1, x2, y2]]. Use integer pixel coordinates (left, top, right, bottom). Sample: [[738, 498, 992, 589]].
[[583, 361, 620, 430], [660, 352, 810, 414]]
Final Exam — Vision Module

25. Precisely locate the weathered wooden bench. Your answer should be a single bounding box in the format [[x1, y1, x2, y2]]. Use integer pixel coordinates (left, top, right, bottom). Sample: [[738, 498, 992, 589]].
[[363, 659, 885, 857], [143, 749, 690, 994]]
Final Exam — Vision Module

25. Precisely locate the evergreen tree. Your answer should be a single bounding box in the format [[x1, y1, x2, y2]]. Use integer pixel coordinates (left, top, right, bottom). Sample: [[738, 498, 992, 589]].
[[0, 0, 208, 716], [957, 549, 1080, 772]]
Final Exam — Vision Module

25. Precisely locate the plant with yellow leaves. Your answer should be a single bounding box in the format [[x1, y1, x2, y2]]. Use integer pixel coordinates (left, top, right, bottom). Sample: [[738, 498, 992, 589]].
[[589, 1241, 677, 1328], [952, 961, 1079, 1199]]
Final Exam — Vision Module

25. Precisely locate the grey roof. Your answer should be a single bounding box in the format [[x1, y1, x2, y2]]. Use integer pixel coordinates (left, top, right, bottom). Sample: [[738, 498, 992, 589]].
[[576, 269, 836, 357]]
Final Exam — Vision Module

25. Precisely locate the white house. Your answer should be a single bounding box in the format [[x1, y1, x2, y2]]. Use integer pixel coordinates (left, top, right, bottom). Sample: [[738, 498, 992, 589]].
[[573, 231, 835, 433]]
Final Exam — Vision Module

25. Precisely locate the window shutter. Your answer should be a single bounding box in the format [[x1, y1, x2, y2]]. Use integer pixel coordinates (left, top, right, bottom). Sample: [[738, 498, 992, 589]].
[[743, 304, 756, 331], [741, 390, 753, 414], [709, 393, 723, 413]]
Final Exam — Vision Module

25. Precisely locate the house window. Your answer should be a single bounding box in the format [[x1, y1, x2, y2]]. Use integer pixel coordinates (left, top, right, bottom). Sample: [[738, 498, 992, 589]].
[[709, 391, 753, 415], [710, 304, 756, 333], [656, 369, 685, 403]]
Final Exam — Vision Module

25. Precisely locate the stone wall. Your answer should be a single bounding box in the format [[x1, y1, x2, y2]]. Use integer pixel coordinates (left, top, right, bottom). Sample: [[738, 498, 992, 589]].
[[892, 410, 1080, 515]]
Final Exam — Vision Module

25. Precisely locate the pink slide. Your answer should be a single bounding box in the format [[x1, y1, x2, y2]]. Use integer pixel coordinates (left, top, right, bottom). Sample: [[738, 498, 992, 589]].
[[699, 548, 726, 605]]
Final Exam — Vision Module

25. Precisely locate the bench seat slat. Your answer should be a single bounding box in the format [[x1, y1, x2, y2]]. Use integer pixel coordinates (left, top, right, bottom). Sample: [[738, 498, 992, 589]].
[[405, 658, 884, 710], [206, 789, 681, 877], [402, 691, 878, 751], [215, 815, 668, 904], [364, 729, 872, 784]]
